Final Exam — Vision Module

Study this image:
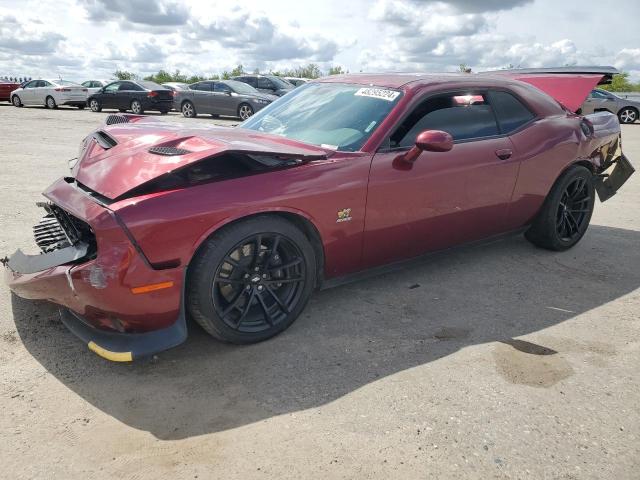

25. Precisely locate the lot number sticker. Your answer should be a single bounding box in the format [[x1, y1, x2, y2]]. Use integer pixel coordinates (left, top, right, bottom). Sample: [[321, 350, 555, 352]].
[[355, 87, 400, 102]]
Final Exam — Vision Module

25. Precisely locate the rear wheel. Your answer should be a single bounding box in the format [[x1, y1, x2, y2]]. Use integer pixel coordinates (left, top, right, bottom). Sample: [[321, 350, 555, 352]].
[[131, 99, 143, 114], [187, 216, 316, 344], [238, 103, 253, 120], [89, 98, 101, 112], [181, 101, 196, 118], [11, 95, 22, 107], [618, 107, 638, 124], [525, 165, 595, 251], [46, 96, 57, 109]]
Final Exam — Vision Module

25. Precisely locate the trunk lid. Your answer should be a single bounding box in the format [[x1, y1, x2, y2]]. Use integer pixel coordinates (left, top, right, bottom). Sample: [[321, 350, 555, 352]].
[[72, 119, 329, 200]]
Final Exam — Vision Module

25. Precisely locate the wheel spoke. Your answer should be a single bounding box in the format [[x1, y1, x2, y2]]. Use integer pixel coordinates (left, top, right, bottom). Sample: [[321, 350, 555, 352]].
[[266, 285, 290, 314], [565, 211, 579, 234], [215, 276, 244, 285], [225, 257, 250, 273], [221, 288, 247, 317], [265, 235, 281, 268], [252, 235, 262, 268], [264, 276, 303, 285], [236, 289, 256, 327], [256, 292, 274, 326], [268, 257, 302, 272]]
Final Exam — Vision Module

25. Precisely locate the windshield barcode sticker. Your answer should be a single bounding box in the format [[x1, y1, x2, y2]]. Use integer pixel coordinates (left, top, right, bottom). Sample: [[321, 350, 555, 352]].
[[355, 87, 400, 102]]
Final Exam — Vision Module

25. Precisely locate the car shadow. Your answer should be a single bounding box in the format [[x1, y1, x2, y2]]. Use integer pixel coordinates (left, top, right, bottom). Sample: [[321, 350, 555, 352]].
[[10, 224, 640, 440]]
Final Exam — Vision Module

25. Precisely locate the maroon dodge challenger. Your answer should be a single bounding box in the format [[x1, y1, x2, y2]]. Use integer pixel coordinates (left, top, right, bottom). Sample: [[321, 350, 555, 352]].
[[4, 68, 634, 361]]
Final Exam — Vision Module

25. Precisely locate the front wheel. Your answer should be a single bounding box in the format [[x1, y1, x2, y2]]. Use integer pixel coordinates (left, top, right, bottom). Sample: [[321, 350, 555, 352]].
[[238, 103, 253, 120], [181, 101, 196, 118], [187, 216, 316, 344], [618, 107, 638, 124], [11, 95, 22, 107], [89, 98, 101, 112], [131, 100, 144, 114], [525, 165, 595, 251], [46, 96, 57, 109]]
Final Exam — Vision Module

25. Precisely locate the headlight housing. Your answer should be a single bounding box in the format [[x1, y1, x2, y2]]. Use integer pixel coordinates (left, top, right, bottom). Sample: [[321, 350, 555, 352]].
[[252, 98, 269, 104]]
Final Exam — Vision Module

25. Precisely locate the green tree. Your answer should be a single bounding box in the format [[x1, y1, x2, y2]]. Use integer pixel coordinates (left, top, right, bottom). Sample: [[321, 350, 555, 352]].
[[459, 64, 472, 74], [328, 66, 345, 75], [230, 64, 245, 77], [599, 72, 640, 92], [113, 70, 138, 80]]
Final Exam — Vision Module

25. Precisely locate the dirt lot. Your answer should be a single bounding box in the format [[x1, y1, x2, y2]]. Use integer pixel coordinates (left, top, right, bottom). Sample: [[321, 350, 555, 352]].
[[1, 103, 638, 479]]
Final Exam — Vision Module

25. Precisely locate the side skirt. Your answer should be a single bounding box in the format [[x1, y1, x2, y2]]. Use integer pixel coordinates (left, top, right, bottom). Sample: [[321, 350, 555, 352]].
[[320, 227, 528, 291]]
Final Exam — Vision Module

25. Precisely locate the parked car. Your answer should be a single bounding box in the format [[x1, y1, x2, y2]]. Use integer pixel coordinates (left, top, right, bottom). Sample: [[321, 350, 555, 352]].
[[87, 80, 173, 114], [232, 74, 294, 96], [10, 79, 88, 109], [0, 80, 20, 102], [5, 69, 634, 361], [580, 88, 640, 124], [81, 80, 113, 96], [162, 82, 189, 92], [176, 79, 275, 120], [284, 77, 309, 87]]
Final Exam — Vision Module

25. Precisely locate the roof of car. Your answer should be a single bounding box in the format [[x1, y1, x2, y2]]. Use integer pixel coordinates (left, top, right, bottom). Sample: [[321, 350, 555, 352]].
[[315, 73, 514, 89]]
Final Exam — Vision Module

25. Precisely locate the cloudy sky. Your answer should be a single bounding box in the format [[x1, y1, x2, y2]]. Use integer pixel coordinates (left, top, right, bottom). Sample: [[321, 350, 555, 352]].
[[1, 0, 639, 81]]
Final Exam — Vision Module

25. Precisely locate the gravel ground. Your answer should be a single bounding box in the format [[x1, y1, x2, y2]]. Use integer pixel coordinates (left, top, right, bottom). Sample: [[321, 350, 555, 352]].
[[0, 103, 638, 479]]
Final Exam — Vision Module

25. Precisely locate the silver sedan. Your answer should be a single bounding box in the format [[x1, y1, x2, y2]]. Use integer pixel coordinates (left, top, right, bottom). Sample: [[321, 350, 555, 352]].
[[581, 89, 640, 124], [175, 80, 276, 120]]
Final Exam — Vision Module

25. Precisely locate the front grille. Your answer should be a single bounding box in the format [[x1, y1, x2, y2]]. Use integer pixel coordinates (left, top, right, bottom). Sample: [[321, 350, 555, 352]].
[[105, 114, 130, 125], [148, 146, 192, 156], [33, 204, 96, 254]]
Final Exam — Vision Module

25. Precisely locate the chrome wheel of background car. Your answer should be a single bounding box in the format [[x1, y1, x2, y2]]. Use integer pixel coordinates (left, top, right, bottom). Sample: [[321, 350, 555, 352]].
[[89, 99, 101, 112], [212, 233, 306, 333], [11, 95, 21, 107], [131, 100, 143, 114], [182, 101, 195, 118], [555, 177, 591, 242], [46, 96, 57, 109], [238, 104, 253, 120], [619, 108, 637, 124]]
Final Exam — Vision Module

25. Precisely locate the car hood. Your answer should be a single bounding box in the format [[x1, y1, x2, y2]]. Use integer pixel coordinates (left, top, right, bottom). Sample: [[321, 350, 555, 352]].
[[72, 116, 329, 200]]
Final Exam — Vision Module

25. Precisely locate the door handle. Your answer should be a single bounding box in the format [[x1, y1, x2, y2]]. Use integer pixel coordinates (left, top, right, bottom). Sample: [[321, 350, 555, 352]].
[[495, 149, 513, 160]]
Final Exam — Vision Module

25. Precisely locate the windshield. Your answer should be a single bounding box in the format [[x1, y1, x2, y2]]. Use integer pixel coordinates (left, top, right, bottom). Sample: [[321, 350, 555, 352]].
[[240, 83, 403, 151], [269, 76, 293, 89], [226, 80, 259, 95]]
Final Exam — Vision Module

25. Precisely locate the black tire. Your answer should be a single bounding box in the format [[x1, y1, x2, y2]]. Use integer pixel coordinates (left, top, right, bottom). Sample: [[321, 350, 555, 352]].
[[210, 113, 220, 118], [181, 101, 196, 118], [77, 104, 85, 110], [46, 96, 57, 109], [618, 107, 638, 124], [525, 165, 595, 251], [131, 99, 144, 114], [11, 95, 22, 107], [118, 108, 127, 113], [187, 215, 316, 344], [238, 103, 253, 120], [160, 109, 169, 115], [89, 98, 101, 112]]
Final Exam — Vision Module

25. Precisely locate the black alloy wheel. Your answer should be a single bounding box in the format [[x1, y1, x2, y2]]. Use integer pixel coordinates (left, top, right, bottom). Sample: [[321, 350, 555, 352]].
[[556, 177, 591, 242], [525, 165, 595, 251], [187, 216, 316, 344], [213, 233, 306, 333]]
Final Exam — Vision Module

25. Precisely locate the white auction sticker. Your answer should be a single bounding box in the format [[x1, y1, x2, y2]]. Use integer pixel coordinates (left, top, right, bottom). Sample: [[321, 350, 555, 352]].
[[354, 87, 400, 102]]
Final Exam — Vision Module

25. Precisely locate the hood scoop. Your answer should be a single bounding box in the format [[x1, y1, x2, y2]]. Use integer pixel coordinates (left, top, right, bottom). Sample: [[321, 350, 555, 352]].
[[148, 146, 192, 156]]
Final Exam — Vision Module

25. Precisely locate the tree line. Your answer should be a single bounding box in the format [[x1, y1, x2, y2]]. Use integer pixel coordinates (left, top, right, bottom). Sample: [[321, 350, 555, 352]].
[[113, 64, 347, 84]]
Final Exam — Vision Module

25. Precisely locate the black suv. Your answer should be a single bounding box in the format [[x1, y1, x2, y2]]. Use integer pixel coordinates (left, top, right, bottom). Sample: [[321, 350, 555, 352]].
[[232, 75, 294, 97]]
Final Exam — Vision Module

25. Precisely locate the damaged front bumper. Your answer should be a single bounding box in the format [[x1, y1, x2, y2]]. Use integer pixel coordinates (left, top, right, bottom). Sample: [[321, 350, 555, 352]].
[[4, 178, 187, 361]]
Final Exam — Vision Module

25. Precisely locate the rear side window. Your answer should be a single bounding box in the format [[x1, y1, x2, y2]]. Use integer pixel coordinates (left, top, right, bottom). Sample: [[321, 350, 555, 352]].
[[391, 92, 499, 147], [191, 82, 212, 91], [489, 91, 534, 133]]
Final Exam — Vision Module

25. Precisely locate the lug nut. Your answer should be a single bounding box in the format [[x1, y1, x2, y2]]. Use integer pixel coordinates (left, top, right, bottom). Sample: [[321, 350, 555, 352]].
[[262, 274, 267, 278], [245, 285, 251, 291], [257, 285, 264, 291], [254, 267, 259, 272]]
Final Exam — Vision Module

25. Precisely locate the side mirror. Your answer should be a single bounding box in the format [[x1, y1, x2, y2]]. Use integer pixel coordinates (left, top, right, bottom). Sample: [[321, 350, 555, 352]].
[[398, 130, 453, 164]]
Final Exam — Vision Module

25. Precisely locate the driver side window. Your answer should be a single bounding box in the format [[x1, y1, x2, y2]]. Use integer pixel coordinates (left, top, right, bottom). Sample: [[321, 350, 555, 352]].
[[257, 77, 273, 90], [104, 82, 120, 92], [390, 92, 499, 148]]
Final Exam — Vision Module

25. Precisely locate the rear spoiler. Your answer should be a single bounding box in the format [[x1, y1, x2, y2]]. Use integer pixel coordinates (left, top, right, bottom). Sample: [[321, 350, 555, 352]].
[[481, 66, 619, 112]]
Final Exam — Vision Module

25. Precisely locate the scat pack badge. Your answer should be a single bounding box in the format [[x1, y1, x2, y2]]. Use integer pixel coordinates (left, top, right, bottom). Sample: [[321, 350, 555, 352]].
[[336, 208, 352, 223]]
